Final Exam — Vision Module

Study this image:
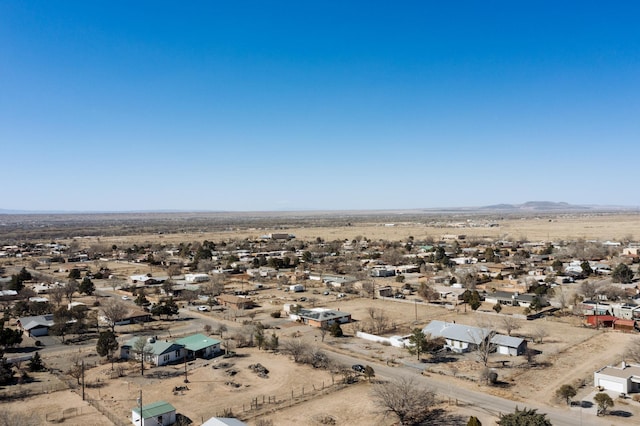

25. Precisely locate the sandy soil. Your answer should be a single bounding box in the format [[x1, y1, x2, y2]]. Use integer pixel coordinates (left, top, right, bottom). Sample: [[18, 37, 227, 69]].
[[65, 213, 640, 250]]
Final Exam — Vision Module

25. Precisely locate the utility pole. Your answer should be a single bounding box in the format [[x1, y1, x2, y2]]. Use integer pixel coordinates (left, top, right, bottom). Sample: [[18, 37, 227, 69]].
[[81, 360, 85, 401], [184, 351, 189, 383], [137, 390, 142, 424]]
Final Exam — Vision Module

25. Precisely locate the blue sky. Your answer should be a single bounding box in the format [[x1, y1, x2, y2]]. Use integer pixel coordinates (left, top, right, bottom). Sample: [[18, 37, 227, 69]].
[[1, 1, 639, 212]]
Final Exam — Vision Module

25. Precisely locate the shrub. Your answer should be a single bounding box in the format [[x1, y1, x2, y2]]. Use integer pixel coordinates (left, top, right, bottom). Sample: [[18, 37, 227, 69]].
[[270, 311, 281, 318]]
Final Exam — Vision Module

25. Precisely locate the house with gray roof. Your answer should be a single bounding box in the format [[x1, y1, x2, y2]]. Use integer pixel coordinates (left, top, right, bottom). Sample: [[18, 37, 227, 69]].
[[121, 336, 184, 366], [490, 334, 527, 356], [422, 320, 491, 353], [17, 314, 55, 337], [484, 291, 547, 308], [292, 308, 351, 328], [423, 320, 526, 356]]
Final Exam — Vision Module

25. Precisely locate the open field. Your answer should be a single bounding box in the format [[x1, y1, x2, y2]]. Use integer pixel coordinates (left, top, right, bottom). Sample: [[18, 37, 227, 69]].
[[3, 211, 640, 244]]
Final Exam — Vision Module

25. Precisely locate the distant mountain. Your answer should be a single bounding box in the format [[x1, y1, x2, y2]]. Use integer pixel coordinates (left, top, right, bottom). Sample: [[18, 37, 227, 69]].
[[481, 201, 588, 211]]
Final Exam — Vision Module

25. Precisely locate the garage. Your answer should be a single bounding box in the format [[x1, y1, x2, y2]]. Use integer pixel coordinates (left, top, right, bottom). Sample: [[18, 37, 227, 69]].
[[596, 378, 625, 393]]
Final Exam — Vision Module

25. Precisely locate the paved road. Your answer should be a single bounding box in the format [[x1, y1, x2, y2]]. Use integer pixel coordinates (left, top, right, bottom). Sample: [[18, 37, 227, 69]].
[[326, 350, 612, 426]]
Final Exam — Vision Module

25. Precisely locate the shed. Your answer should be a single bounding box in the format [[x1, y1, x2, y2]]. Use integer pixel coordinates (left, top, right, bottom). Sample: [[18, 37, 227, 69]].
[[585, 315, 616, 328], [613, 319, 636, 332], [491, 334, 527, 356], [132, 400, 176, 426]]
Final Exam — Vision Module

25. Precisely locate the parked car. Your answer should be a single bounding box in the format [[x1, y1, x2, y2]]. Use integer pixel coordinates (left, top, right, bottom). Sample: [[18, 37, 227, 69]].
[[351, 364, 365, 373], [121, 295, 129, 300], [394, 294, 405, 299], [197, 305, 209, 312], [323, 291, 330, 296], [337, 293, 346, 298]]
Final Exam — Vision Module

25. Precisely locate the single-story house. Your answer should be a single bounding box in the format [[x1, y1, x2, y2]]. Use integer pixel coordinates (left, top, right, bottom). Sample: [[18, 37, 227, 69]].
[[129, 274, 168, 285], [202, 418, 248, 426], [216, 294, 254, 310], [377, 286, 394, 297], [422, 320, 491, 353], [121, 337, 184, 367], [594, 362, 640, 394], [484, 291, 547, 308], [184, 273, 210, 283], [175, 333, 221, 359], [490, 334, 528, 356], [132, 400, 176, 426], [293, 308, 351, 328], [17, 314, 55, 337]]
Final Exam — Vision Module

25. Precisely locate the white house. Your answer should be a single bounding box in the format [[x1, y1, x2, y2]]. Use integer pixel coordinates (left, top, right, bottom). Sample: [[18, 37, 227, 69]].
[[594, 362, 640, 394], [184, 273, 210, 283], [289, 284, 305, 292], [132, 400, 176, 426]]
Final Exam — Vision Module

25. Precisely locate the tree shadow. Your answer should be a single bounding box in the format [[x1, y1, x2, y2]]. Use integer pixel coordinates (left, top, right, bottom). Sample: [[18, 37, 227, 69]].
[[609, 410, 633, 418], [419, 408, 467, 425]]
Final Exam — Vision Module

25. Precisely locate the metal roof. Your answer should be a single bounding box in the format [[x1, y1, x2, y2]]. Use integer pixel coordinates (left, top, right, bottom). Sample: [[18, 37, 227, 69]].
[[132, 400, 176, 419], [175, 333, 221, 352], [422, 320, 490, 344]]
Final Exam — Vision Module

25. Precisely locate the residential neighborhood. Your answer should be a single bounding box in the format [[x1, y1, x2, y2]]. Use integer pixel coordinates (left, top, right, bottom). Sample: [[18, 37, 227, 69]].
[[2, 214, 640, 425]]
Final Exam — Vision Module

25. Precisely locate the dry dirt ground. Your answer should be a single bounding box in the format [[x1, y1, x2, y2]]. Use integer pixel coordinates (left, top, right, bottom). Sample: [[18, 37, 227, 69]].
[[66, 213, 640, 251]]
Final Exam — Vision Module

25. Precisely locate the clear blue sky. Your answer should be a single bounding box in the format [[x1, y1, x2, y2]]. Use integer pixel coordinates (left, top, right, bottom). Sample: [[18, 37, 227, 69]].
[[2, 1, 639, 212]]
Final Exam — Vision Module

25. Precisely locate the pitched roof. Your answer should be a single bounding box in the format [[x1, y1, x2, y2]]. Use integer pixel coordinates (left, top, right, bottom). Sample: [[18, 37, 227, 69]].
[[297, 308, 350, 322], [422, 320, 490, 345], [202, 418, 248, 426], [18, 314, 54, 330], [132, 400, 176, 419], [124, 337, 184, 356], [490, 334, 525, 348], [175, 333, 221, 351]]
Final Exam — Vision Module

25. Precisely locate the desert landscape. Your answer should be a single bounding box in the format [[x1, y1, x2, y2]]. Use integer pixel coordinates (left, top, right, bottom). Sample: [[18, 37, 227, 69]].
[[2, 210, 640, 425]]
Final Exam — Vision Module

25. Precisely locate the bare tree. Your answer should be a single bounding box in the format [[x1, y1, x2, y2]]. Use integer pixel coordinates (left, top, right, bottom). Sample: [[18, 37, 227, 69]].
[[216, 323, 228, 339], [64, 279, 78, 304], [66, 355, 83, 384], [49, 285, 65, 308], [101, 299, 128, 332], [372, 377, 435, 425], [281, 339, 311, 363], [501, 316, 521, 336], [132, 337, 153, 376], [533, 326, 549, 344], [474, 330, 497, 367], [579, 280, 599, 300], [366, 307, 390, 334]]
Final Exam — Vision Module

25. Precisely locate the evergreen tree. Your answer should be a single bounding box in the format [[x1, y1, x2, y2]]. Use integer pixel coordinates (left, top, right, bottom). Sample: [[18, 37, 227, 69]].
[[79, 277, 95, 295], [28, 352, 45, 372], [96, 331, 120, 368]]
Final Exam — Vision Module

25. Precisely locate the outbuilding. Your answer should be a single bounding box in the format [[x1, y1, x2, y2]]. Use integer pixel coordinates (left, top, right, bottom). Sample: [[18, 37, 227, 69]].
[[132, 400, 176, 426]]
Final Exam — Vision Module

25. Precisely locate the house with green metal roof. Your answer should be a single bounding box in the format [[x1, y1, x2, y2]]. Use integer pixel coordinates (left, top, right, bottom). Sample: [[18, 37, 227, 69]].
[[121, 336, 184, 366], [175, 333, 221, 359], [131, 400, 176, 426]]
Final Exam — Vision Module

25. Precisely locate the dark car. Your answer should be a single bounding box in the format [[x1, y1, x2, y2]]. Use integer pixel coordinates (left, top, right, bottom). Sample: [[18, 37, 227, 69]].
[[352, 364, 365, 373]]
